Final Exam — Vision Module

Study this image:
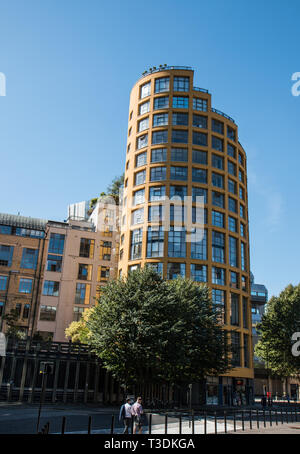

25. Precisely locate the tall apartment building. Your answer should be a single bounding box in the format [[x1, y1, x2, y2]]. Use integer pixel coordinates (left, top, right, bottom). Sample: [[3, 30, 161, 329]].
[[0, 198, 119, 342], [119, 66, 253, 405]]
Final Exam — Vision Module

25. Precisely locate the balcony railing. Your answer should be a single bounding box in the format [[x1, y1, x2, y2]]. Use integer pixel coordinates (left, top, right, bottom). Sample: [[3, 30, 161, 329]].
[[193, 86, 209, 94], [139, 66, 193, 80], [211, 107, 235, 124]]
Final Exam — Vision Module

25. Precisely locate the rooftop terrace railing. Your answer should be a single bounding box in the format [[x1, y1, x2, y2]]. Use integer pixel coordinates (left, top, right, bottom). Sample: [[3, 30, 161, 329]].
[[211, 107, 235, 124]]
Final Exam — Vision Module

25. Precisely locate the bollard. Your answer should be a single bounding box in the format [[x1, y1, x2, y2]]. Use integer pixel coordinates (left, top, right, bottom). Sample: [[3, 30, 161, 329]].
[[256, 409, 259, 429], [233, 410, 236, 432], [241, 410, 244, 431], [295, 408, 298, 423], [214, 412, 217, 434], [192, 410, 195, 434], [263, 410, 266, 428], [249, 409, 252, 430], [281, 408, 284, 425], [269, 409, 272, 426], [88, 416, 92, 435], [179, 415, 182, 434], [224, 411, 227, 434], [61, 416, 66, 435], [110, 415, 115, 434], [204, 412, 207, 435], [165, 413, 168, 434], [149, 413, 152, 435], [286, 408, 289, 423], [275, 410, 278, 426]]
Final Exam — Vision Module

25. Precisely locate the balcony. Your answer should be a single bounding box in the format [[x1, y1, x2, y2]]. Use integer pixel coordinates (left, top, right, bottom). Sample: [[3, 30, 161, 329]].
[[211, 107, 235, 124]]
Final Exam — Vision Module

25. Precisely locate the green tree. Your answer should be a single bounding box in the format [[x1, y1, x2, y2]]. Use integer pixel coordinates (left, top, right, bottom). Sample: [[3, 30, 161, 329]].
[[255, 284, 300, 378], [3, 309, 27, 340], [86, 267, 232, 387], [106, 173, 124, 205], [65, 308, 94, 343]]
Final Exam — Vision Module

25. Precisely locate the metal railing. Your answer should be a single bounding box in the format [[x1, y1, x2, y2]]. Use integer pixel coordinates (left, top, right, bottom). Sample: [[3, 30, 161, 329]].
[[36, 405, 300, 435], [211, 107, 235, 124]]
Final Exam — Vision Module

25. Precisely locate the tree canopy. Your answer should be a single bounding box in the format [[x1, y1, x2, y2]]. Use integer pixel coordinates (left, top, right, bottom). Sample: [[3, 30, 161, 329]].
[[85, 267, 232, 386], [255, 283, 300, 377]]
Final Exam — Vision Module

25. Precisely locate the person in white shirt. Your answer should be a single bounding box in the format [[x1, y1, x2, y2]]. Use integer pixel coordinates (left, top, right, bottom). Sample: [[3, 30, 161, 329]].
[[119, 398, 132, 433]]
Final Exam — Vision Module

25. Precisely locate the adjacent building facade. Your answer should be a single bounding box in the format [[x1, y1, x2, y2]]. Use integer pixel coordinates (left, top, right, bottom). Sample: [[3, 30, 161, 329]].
[[118, 66, 254, 405]]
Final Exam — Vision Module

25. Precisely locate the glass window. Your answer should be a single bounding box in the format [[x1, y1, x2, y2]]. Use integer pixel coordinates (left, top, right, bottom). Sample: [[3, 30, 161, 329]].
[[152, 130, 168, 144], [138, 117, 149, 132], [228, 178, 236, 194], [239, 187, 244, 200], [75, 283, 91, 305], [192, 168, 207, 183], [192, 187, 207, 203], [230, 293, 240, 326], [228, 216, 237, 232], [172, 130, 188, 143], [212, 231, 225, 263], [139, 100, 150, 115], [212, 267, 226, 285], [167, 262, 185, 279], [190, 264, 207, 282], [212, 191, 224, 208], [192, 149, 207, 164], [190, 228, 207, 260], [150, 166, 166, 181], [20, 248, 38, 270], [173, 96, 189, 108], [227, 143, 236, 158], [48, 233, 65, 254], [170, 166, 188, 181], [0, 275, 7, 291], [78, 264, 92, 280], [239, 169, 244, 183], [168, 227, 186, 257], [212, 172, 224, 188], [227, 126, 236, 141], [155, 77, 169, 93], [173, 76, 189, 92], [170, 185, 187, 200], [212, 154, 224, 170], [148, 204, 165, 222], [153, 113, 168, 127], [231, 331, 241, 366], [135, 151, 147, 167], [239, 152, 244, 166], [0, 225, 12, 235], [212, 211, 224, 228], [147, 262, 163, 275], [240, 204, 245, 218], [140, 82, 151, 99], [147, 226, 164, 257], [228, 160, 236, 176], [131, 208, 144, 225], [19, 278, 33, 294], [193, 98, 207, 111], [135, 169, 146, 185], [47, 254, 62, 272], [133, 188, 145, 206], [212, 289, 226, 323], [79, 238, 94, 258], [244, 334, 249, 367], [229, 236, 238, 267], [230, 271, 239, 289], [243, 297, 248, 328], [137, 133, 148, 149], [172, 112, 188, 126], [241, 242, 246, 271], [240, 223, 245, 237], [151, 148, 167, 162], [22, 304, 30, 319], [130, 228, 143, 260], [193, 131, 207, 146], [73, 306, 84, 322], [193, 114, 207, 129], [154, 96, 169, 110], [149, 186, 166, 201], [43, 280, 59, 296], [228, 197, 237, 213], [40, 305, 57, 321], [212, 119, 224, 134], [212, 136, 223, 152], [171, 148, 188, 162]]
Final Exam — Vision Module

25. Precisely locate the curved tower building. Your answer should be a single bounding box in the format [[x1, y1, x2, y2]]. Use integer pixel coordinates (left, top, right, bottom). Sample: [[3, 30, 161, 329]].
[[119, 66, 253, 404]]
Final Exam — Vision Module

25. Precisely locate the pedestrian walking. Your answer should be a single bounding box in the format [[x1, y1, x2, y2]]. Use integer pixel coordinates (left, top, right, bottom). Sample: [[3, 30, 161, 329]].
[[119, 398, 133, 434], [261, 395, 267, 408], [131, 396, 144, 434]]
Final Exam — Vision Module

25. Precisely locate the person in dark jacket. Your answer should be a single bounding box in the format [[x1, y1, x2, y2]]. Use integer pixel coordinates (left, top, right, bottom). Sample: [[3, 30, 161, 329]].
[[119, 398, 132, 434]]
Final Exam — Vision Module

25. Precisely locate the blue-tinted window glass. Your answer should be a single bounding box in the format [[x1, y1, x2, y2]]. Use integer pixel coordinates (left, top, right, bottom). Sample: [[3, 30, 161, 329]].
[[19, 278, 33, 294], [154, 96, 169, 110], [190, 264, 207, 282], [0, 275, 8, 291], [49, 233, 65, 254], [0, 245, 14, 267], [21, 248, 38, 270]]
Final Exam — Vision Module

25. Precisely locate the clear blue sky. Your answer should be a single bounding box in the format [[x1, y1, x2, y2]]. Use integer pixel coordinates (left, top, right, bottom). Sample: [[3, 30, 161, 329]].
[[0, 0, 299, 298]]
